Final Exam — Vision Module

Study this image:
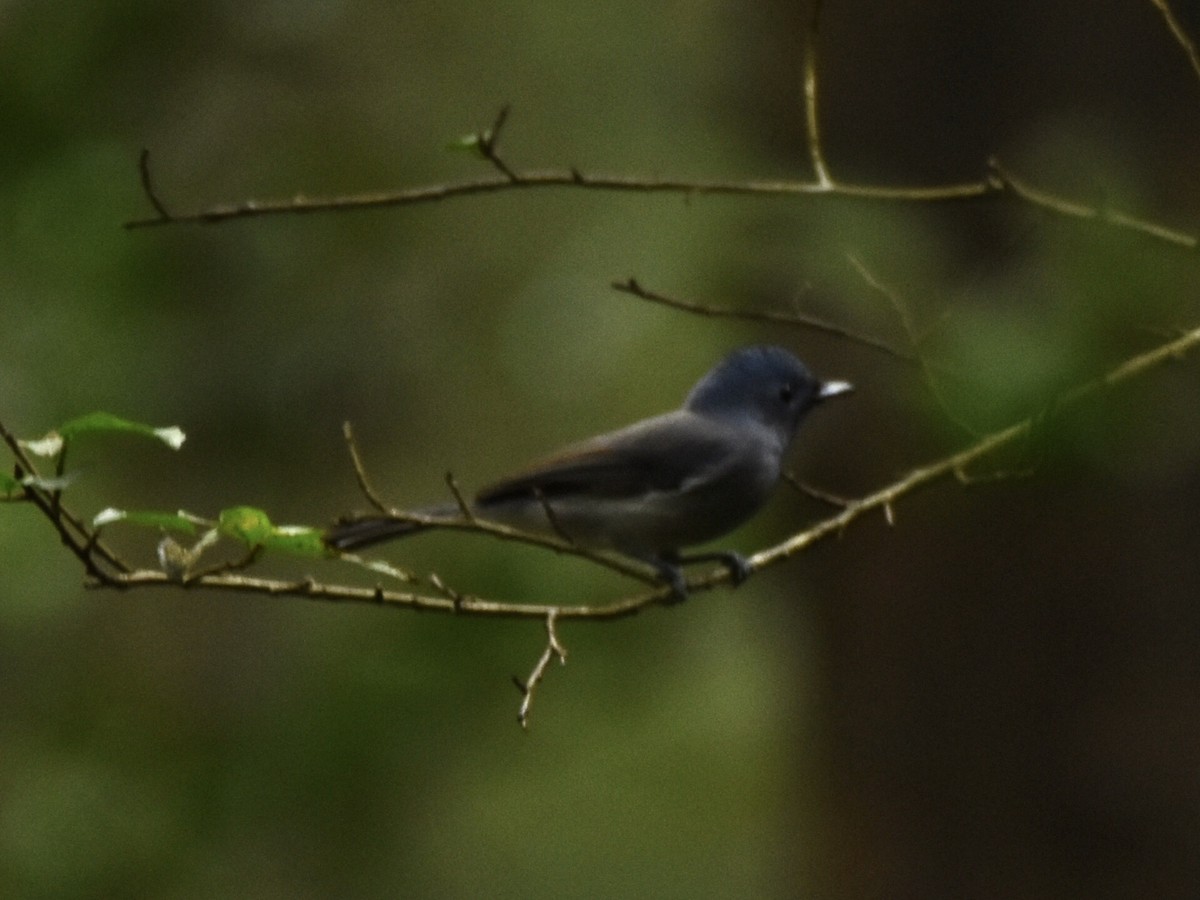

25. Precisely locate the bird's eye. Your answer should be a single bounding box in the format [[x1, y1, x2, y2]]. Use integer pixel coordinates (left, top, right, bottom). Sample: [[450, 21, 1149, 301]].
[[779, 383, 795, 403]]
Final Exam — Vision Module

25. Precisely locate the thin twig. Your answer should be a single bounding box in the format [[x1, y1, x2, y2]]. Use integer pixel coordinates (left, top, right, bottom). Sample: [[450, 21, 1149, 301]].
[[342, 421, 389, 512], [988, 157, 1199, 249], [332, 505, 661, 586], [516, 609, 567, 729], [844, 251, 978, 435], [137, 149, 171, 220], [1149, 0, 1200, 84], [443, 472, 474, 519], [189, 544, 263, 581], [476, 104, 518, 181], [803, 0, 832, 187], [782, 470, 852, 508], [123, 137, 1198, 253], [611, 277, 911, 361]]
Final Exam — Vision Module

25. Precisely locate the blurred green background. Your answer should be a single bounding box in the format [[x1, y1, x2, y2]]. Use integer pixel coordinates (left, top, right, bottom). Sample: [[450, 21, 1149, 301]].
[[3, 1, 1200, 897]]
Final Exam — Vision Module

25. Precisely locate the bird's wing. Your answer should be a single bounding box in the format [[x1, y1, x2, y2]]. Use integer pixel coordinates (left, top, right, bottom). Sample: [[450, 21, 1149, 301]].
[[475, 411, 740, 505]]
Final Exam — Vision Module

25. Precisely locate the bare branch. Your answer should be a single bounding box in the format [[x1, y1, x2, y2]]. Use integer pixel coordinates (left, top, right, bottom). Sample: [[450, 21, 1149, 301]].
[[123, 168, 999, 229], [988, 158, 1199, 248], [121, 152, 1199, 253], [611, 277, 911, 361]]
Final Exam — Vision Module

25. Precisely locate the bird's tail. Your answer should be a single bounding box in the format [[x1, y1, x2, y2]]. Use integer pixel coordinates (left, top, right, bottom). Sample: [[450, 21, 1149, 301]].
[[324, 504, 459, 551]]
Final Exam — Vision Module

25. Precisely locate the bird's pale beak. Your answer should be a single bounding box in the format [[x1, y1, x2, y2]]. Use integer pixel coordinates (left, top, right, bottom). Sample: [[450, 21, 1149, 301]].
[[817, 380, 853, 401]]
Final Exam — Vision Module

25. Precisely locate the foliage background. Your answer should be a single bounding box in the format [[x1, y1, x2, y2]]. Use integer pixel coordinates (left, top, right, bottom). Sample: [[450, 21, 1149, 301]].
[[3, 1, 1200, 897]]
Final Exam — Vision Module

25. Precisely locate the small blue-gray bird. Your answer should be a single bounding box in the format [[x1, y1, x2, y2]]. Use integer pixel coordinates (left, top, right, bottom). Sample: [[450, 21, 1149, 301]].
[[326, 345, 851, 599]]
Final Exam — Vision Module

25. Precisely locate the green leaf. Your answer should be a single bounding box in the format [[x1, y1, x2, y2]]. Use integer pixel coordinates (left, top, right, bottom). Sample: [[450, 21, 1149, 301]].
[[445, 133, 485, 155], [59, 412, 185, 448], [218, 506, 332, 558], [257, 526, 332, 558], [93, 507, 206, 535], [1, 470, 21, 497], [218, 506, 276, 545], [22, 412, 186, 457]]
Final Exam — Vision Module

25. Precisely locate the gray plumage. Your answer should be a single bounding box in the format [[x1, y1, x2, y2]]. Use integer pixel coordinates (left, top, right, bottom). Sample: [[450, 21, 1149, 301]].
[[326, 345, 851, 598]]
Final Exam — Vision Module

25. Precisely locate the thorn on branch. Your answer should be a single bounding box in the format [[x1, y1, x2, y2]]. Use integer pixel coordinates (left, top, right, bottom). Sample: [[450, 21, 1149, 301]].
[[137, 149, 172, 221], [516, 609, 567, 730]]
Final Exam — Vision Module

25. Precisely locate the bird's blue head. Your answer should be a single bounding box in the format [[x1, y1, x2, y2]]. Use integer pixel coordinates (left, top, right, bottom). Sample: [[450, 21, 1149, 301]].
[[684, 345, 852, 440]]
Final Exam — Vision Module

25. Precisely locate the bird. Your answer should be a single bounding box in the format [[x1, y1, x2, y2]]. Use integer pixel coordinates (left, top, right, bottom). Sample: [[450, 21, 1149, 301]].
[[326, 345, 851, 600]]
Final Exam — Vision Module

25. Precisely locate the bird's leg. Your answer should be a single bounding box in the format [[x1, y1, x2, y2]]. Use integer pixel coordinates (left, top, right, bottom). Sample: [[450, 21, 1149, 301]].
[[640, 555, 690, 604], [637, 549, 752, 604]]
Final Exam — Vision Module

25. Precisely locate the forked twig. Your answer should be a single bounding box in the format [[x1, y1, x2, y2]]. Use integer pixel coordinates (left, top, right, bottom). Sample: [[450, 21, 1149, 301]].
[[515, 609, 568, 729]]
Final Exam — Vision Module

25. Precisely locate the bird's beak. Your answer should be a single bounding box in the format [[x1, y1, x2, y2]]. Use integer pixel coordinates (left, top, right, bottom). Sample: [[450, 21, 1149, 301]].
[[817, 380, 853, 401]]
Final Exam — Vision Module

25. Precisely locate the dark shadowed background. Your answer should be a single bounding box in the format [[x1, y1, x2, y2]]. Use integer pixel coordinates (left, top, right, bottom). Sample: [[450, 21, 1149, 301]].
[[3, 1, 1200, 897]]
